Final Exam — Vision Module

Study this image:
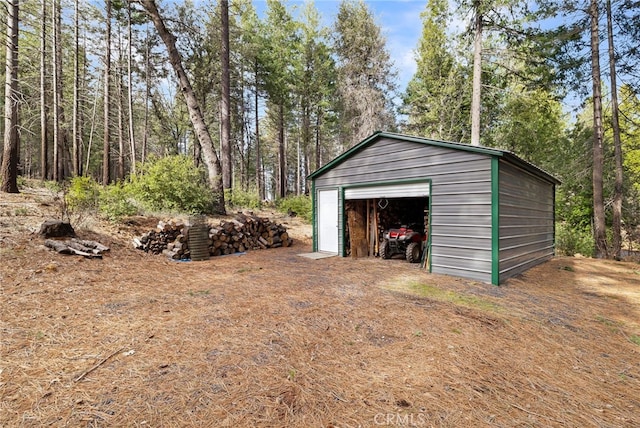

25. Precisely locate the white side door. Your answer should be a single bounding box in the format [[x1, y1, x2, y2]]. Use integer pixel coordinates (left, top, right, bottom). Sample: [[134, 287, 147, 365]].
[[318, 189, 339, 253]]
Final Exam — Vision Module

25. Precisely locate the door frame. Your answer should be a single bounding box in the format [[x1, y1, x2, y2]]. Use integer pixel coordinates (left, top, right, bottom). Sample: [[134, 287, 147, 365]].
[[314, 187, 340, 254]]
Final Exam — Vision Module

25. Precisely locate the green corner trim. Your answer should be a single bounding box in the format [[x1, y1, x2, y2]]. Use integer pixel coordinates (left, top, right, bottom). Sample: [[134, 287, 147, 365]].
[[340, 187, 346, 257], [491, 157, 500, 285], [311, 181, 317, 252], [428, 180, 433, 273], [552, 184, 556, 255]]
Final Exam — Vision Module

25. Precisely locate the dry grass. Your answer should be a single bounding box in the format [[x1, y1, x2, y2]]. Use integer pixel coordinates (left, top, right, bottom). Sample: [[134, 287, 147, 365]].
[[1, 187, 639, 427]]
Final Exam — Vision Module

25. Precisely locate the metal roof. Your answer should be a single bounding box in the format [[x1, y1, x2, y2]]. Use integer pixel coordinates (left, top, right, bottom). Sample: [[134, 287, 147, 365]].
[[308, 131, 561, 185]]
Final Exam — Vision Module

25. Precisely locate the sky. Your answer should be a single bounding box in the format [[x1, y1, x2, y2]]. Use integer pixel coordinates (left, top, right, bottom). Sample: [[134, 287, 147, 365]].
[[253, 0, 432, 96]]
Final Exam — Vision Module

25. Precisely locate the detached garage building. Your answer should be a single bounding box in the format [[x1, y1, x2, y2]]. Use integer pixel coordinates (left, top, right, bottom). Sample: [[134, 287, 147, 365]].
[[309, 131, 560, 285]]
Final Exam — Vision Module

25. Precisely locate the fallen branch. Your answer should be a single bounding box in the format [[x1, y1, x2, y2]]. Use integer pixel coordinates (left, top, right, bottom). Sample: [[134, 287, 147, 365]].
[[74, 347, 125, 382]]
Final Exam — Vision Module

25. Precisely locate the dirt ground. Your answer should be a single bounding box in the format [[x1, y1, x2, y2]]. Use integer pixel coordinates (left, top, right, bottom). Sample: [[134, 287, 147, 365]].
[[1, 185, 639, 427]]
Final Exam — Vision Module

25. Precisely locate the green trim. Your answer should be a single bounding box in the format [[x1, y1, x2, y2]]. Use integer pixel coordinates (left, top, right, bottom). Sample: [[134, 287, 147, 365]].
[[428, 180, 433, 273], [311, 181, 317, 252], [491, 157, 500, 285], [340, 187, 346, 257], [552, 184, 556, 256], [307, 131, 560, 186]]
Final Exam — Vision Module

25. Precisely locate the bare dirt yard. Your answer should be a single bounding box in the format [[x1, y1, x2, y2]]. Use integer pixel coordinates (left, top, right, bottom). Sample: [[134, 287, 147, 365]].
[[1, 185, 639, 427]]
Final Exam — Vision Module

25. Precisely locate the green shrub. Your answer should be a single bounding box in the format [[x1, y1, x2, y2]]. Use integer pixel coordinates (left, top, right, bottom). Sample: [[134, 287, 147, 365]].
[[99, 184, 139, 221], [276, 195, 312, 222], [225, 189, 261, 210], [556, 222, 594, 257], [44, 180, 63, 194], [129, 155, 214, 214], [66, 176, 100, 212]]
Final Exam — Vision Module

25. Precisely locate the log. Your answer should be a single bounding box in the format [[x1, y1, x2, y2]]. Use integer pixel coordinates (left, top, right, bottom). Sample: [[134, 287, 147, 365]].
[[45, 239, 74, 254], [72, 239, 110, 252], [66, 241, 101, 255], [45, 239, 103, 258]]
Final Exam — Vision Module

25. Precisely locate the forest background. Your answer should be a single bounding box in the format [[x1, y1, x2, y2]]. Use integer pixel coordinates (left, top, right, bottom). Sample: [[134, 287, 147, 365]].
[[0, 0, 639, 260]]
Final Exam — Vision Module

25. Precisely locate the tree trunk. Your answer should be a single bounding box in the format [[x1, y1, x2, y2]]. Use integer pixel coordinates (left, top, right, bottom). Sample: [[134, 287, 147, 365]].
[[40, 0, 48, 180], [1, 0, 20, 193], [72, 0, 80, 176], [127, 1, 136, 174], [140, 0, 225, 214], [315, 107, 321, 170], [220, 0, 232, 190], [103, 0, 111, 185], [590, 0, 608, 258], [254, 64, 263, 200], [470, 2, 482, 147], [117, 53, 125, 182], [142, 23, 150, 165], [52, 0, 62, 181], [296, 133, 301, 195], [607, 0, 623, 260], [278, 104, 286, 199]]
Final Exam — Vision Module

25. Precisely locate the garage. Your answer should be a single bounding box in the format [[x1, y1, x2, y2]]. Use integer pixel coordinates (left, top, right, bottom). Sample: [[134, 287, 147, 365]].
[[309, 131, 560, 285]]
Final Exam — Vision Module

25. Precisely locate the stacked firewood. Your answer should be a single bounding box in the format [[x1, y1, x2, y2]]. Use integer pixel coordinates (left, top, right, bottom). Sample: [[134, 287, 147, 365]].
[[208, 213, 292, 256], [133, 214, 292, 260], [132, 220, 185, 256]]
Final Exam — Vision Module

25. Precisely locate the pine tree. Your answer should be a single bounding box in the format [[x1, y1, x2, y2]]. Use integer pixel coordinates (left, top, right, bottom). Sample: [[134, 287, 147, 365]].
[[333, 0, 397, 148], [1, 0, 20, 193], [297, 2, 337, 188], [262, 0, 299, 198], [403, 0, 469, 142]]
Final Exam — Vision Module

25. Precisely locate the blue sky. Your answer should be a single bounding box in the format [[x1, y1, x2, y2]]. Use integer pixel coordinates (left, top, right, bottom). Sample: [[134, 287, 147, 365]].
[[253, 0, 431, 96]]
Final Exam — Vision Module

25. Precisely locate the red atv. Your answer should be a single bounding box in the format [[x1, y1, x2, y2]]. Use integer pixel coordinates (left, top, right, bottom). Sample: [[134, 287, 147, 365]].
[[380, 225, 426, 263]]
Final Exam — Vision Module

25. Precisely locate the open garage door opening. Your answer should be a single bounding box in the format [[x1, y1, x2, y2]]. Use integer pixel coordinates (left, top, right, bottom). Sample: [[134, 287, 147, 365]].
[[344, 196, 429, 263]]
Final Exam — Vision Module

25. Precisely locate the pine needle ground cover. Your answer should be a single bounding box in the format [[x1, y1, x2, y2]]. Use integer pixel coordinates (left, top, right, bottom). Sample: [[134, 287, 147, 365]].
[[1, 189, 639, 427]]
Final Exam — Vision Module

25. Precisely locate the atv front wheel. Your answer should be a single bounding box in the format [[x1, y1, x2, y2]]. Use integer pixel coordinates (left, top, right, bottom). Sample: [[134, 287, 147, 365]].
[[380, 240, 391, 259], [406, 242, 421, 263]]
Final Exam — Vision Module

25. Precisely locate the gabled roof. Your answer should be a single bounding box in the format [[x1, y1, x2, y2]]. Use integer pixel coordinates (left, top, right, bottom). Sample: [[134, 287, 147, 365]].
[[308, 131, 561, 185]]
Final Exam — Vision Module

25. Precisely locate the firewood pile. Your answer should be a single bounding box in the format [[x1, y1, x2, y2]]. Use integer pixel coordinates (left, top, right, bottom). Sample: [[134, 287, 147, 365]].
[[132, 220, 184, 256], [133, 213, 293, 260]]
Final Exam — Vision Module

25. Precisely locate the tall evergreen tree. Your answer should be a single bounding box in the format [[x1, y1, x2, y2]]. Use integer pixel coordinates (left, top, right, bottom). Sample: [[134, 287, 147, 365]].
[[262, 0, 299, 198], [606, 0, 624, 259], [103, 0, 112, 184], [297, 2, 336, 189], [237, 0, 265, 198], [1, 0, 20, 193], [403, 0, 469, 142], [589, 0, 608, 258], [220, 0, 231, 190], [333, 0, 397, 148], [40, 0, 49, 180]]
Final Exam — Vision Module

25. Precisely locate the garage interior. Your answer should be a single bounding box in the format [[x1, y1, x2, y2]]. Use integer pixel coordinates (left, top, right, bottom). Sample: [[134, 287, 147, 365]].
[[344, 197, 429, 260]]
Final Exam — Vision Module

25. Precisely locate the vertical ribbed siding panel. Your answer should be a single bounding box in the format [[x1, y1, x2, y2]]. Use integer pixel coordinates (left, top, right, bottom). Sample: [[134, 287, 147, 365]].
[[430, 164, 493, 283], [498, 161, 555, 282]]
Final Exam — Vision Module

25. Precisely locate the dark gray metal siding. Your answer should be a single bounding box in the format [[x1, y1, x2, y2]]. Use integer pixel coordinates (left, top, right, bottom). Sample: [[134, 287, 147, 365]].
[[498, 160, 555, 282], [314, 137, 494, 283]]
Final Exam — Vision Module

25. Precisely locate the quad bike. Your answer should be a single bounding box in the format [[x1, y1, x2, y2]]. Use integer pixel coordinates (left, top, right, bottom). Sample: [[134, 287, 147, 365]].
[[379, 225, 427, 263]]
